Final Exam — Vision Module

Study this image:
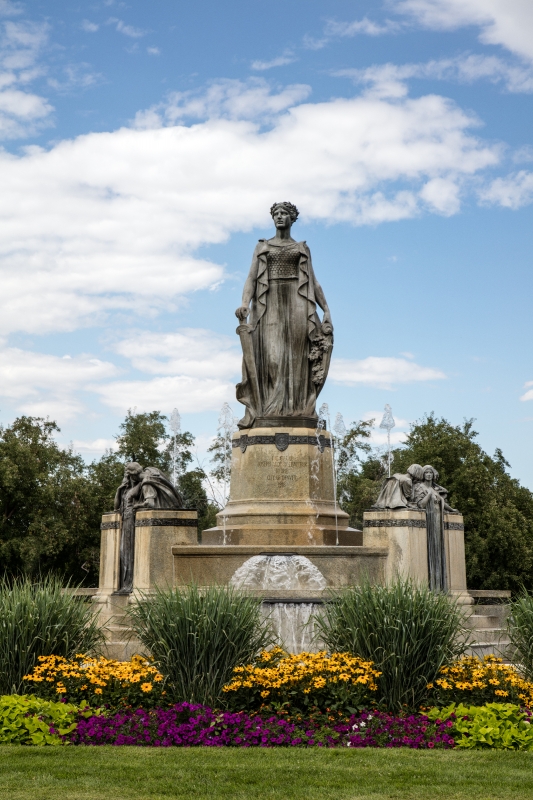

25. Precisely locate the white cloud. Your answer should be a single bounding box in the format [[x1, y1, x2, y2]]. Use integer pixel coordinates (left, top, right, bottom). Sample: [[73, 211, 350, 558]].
[[147, 46, 160, 56], [0, 80, 500, 335], [96, 376, 235, 415], [325, 17, 400, 37], [133, 78, 312, 125], [393, 0, 533, 62], [479, 170, 533, 208], [251, 52, 296, 71], [72, 438, 116, 454], [0, 345, 117, 419], [0, 18, 53, 138], [330, 357, 446, 388], [113, 329, 241, 378], [109, 19, 146, 39], [520, 381, 533, 402], [338, 54, 533, 96], [81, 20, 99, 33]]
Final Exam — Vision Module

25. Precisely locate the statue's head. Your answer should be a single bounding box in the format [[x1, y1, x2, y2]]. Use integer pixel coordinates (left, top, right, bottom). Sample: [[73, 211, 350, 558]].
[[422, 464, 439, 483], [125, 461, 143, 483], [270, 201, 299, 230], [407, 463, 424, 481]]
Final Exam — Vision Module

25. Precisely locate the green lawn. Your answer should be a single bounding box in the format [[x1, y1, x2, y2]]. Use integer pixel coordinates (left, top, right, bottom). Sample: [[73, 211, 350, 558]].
[[1, 747, 532, 800]]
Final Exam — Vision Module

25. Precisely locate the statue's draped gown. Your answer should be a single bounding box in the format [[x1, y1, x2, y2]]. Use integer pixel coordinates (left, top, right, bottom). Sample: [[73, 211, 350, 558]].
[[237, 239, 332, 428], [413, 482, 448, 592]]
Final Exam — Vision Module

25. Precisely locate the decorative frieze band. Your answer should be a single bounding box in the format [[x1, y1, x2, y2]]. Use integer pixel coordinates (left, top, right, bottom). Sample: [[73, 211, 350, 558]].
[[135, 518, 198, 528], [101, 517, 198, 529], [232, 433, 331, 453], [364, 518, 464, 531]]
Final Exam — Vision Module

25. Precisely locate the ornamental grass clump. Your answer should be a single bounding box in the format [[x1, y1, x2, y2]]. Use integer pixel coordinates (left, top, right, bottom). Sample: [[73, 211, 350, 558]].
[[315, 578, 468, 710], [507, 590, 533, 680], [428, 655, 533, 708], [127, 584, 274, 707], [0, 576, 103, 696], [223, 647, 380, 712], [23, 654, 164, 709]]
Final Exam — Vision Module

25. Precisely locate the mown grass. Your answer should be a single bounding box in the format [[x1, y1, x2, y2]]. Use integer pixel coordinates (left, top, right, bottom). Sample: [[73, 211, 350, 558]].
[[1, 747, 533, 800]]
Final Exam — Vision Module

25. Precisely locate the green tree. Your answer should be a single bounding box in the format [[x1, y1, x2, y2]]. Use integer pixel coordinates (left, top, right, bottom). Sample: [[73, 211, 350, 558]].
[[389, 415, 533, 591], [115, 410, 170, 470], [0, 417, 99, 583], [334, 419, 376, 530]]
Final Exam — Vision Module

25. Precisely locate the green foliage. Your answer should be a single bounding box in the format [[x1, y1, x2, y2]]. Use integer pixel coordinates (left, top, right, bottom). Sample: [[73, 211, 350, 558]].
[[388, 414, 533, 591], [0, 576, 103, 695], [338, 457, 386, 530], [507, 591, 533, 681], [115, 410, 171, 471], [428, 703, 533, 750], [0, 694, 90, 745], [127, 584, 274, 707], [315, 578, 468, 711], [0, 416, 102, 582]]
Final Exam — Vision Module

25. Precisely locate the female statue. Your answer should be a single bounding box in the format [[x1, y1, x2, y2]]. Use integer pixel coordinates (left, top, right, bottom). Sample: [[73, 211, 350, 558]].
[[412, 465, 458, 592], [372, 463, 424, 509], [235, 202, 333, 428]]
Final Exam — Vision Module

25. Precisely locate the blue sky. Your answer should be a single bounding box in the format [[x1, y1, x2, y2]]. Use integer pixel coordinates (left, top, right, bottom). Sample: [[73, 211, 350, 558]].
[[0, 0, 533, 486]]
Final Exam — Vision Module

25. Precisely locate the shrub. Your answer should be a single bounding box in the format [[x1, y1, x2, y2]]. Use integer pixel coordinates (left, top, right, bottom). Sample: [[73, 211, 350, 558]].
[[428, 655, 533, 707], [223, 647, 380, 712], [507, 590, 533, 680], [23, 654, 164, 709], [315, 578, 468, 710], [0, 576, 103, 695], [427, 702, 533, 750], [127, 584, 274, 707], [0, 694, 93, 745]]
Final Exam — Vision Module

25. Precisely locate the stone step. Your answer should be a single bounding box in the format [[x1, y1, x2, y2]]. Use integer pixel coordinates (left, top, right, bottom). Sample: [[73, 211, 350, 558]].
[[471, 604, 509, 618], [470, 627, 510, 644], [466, 614, 508, 629], [467, 641, 511, 659]]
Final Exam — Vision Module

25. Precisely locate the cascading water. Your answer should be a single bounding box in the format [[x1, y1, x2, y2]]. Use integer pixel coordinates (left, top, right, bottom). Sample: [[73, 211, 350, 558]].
[[319, 403, 340, 545], [230, 555, 327, 653]]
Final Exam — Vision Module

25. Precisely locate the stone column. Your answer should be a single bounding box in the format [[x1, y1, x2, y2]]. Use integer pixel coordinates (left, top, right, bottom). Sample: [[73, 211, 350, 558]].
[[133, 509, 198, 593]]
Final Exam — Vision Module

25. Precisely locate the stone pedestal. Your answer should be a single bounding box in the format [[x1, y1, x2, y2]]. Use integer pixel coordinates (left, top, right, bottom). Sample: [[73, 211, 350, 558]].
[[202, 427, 361, 546], [94, 508, 198, 659], [363, 508, 469, 600]]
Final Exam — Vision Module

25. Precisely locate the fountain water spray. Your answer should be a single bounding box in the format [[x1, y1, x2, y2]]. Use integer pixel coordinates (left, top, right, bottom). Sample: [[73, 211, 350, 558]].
[[379, 404, 396, 477], [218, 402, 237, 544], [319, 403, 340, 546], [170, 408, 181, 488]]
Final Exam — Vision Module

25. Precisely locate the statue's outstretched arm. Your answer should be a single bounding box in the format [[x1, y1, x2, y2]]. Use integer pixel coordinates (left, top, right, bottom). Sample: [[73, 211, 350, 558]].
[[314, 280, 333, 332]]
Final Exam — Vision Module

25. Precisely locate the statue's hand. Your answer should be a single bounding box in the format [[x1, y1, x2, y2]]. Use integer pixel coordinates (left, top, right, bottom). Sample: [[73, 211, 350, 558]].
[[235, 306, 249, 322], [321, 312, 333, 336]]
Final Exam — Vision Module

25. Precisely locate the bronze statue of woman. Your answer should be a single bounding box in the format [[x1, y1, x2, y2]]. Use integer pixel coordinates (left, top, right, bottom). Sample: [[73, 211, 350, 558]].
[[235, 202, 333, 429]]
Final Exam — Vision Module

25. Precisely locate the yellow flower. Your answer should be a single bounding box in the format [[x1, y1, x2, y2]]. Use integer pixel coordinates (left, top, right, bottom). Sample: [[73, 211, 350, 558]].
[[94, 688, 103, 695], [141, 683, 152, 693]]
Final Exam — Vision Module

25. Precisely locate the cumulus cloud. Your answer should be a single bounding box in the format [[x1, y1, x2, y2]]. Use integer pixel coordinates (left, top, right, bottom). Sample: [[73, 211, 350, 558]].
[[0, 345, 117, 419], [393, 0, 533, 63], [479, 170, 533, 208], [330, 357, 446, 388], [96, 375, 235, 415], [113, 329, 241, 378], [0, 80, 500, 335], [0, 17, 53, 138], [337, 54, 533, 96]]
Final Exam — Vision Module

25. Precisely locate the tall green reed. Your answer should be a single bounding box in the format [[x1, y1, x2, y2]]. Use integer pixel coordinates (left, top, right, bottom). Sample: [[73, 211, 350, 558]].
[[315, 578, 468, 710], [0, 576, 104, 695], [507, 590, 533, 680], [128, 584, 274, 707]]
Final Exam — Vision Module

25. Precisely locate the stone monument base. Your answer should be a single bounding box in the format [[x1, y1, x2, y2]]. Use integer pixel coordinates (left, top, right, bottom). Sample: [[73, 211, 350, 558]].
[[94, 507, 198, 659], [203, 426, 361, 546], [363, 508, 470, 603]]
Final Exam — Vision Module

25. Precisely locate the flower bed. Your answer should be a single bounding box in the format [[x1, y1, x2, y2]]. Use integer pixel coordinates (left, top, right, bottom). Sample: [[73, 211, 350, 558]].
[[429, 656, 533, 708], [223, 648, 380, 712], [69, 703, 453, 749], [23, 654, 164, 709]]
